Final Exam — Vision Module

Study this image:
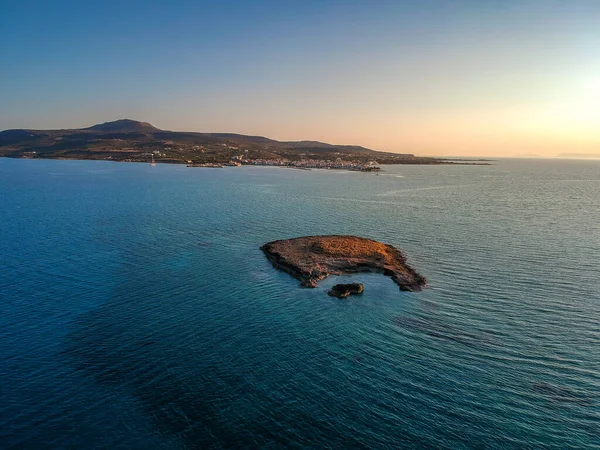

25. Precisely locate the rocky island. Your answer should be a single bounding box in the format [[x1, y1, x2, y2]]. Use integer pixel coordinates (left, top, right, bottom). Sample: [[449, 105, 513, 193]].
[[260, 235, 426, 292], [328, 283, 365, 299]]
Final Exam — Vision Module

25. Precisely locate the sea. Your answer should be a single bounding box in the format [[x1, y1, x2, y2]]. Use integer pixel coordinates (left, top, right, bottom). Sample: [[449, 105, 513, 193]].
[[0, 157, 598, 449]]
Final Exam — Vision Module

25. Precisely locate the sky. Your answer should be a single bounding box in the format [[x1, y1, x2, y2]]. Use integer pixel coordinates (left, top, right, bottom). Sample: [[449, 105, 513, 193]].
[[2, 0, 600, 157]]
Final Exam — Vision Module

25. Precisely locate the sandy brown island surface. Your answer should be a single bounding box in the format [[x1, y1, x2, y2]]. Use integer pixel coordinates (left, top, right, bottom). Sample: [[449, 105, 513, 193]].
[[260, 235, 426, 291]]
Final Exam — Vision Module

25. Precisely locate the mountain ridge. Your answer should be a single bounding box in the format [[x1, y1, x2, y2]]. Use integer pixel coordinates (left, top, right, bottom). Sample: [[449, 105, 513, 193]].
[[0, 119, 452, 165], [1, 120, 378, 151]]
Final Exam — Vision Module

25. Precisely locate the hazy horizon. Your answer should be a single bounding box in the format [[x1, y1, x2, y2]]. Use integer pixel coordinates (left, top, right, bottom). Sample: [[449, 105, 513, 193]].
[[3, 1, 600, 157]]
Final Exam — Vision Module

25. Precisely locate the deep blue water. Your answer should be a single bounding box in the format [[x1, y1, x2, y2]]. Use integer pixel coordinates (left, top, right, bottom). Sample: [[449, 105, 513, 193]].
[[1, 158, 599, 449]]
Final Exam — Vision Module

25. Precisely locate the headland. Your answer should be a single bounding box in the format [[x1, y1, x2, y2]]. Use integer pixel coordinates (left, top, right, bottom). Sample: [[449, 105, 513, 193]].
[[0, 119, 489, 169]]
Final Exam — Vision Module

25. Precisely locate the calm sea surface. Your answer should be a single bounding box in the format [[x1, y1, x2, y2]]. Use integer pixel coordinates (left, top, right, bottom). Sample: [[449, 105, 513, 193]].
[[1, 158, 599, 449]]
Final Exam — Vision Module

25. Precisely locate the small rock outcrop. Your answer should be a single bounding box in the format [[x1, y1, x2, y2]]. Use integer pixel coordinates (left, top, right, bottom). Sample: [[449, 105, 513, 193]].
[[260, 235, 426, 292], [328, 283, 365, 299]]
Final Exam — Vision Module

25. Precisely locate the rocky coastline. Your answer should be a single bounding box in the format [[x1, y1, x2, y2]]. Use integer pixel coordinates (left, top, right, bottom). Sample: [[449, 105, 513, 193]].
[[260, 235, 426, 292]]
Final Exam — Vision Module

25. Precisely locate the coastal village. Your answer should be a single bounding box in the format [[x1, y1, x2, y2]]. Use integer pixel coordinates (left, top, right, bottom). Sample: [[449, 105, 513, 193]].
[[187, 155, 381, 171]]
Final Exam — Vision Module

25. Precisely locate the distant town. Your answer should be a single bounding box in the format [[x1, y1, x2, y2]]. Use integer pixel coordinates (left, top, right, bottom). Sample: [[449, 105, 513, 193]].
[[188, 153, 382, 171]]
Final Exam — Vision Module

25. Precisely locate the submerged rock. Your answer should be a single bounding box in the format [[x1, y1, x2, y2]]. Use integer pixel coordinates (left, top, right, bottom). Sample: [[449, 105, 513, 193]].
[[328, 283, 364, 299], [260, 235, 426, 292]]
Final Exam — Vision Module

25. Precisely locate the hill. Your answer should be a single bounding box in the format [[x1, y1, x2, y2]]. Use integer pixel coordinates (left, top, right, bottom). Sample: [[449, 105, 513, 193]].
[[0, 119, 443, 165], [85, 119, 159, 133]]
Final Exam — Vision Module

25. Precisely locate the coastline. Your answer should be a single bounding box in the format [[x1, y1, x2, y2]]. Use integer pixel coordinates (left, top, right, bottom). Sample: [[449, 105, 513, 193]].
[[1, 154, 492, 169]]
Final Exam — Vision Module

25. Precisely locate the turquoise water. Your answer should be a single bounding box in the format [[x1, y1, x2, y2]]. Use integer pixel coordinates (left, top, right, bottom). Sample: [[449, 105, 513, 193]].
[[1, 158, 599, 448]]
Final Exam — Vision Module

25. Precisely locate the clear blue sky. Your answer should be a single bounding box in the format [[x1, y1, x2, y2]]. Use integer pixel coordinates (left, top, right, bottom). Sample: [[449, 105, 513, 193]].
[[2, 0, 600, 156]]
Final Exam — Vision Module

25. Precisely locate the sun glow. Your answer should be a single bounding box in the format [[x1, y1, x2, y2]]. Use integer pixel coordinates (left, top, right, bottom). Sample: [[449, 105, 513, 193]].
[[548, 76, 600, 133], [520, 75, 600, 145], [565, 77, 600, 125]]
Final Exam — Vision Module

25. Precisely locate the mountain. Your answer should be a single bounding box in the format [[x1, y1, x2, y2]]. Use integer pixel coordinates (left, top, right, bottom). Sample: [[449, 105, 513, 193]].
[[0, 119, 438, 165], [85, 119, 160, 133]]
